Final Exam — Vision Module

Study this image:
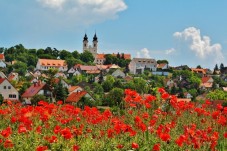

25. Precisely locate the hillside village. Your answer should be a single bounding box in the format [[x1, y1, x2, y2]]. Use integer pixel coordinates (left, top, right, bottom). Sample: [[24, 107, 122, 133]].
[[1, 34, 227, 108]]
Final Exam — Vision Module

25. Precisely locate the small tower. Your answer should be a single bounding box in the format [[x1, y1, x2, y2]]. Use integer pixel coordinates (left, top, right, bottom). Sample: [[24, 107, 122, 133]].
[[83, 33, 88, 52], [92, 33, 98, 54]]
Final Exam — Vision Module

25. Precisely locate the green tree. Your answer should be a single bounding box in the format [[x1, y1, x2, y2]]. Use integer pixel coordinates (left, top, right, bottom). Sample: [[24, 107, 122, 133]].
[[72, 50, 80, 59], [80, 50, 94, 63], [60, 50, 73, 60], [107, 88, 124, 108], [31, 94, 47, 105], [93, 83, 104, 95], [13, 61, 27, 75], [66, 57, 83, 69], [102, 80, 113, 92], [157, 60, 169, 64], [54, 83, 68, 102]]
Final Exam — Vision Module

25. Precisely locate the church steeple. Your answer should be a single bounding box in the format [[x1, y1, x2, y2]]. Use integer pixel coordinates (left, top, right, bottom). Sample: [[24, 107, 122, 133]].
[[93, 33, 98, 42], [83, 33, 88, 42]]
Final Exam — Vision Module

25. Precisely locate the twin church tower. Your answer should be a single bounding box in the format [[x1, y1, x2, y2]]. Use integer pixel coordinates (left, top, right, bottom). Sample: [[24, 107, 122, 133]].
[[83, 33, 98, 57]]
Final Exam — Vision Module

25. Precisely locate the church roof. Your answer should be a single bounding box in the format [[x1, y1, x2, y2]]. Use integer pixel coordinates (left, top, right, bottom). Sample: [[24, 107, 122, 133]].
[[83, 34, 88, 41], [93, 33, 98, 41]]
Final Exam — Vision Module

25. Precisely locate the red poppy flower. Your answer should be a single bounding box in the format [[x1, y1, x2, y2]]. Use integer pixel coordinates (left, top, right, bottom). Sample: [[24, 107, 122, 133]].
[[0, 127, 12, 138], [223, 132, 227, 138], [117, 144, 124, 149], [160, 133, 171, 142], [132, 142, 139, 149], [152, 143, 160, 151], [4, 140, 13, 148], [73, 145, 80, 151], [36, 146, 48, 151]]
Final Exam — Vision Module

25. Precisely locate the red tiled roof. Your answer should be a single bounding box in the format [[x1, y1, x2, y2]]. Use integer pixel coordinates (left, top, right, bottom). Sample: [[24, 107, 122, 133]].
[[0, 54, 4, 60], [38, 59, 67, 67], [65, 91, 87, 103], [157, 63, 167, 68], [201, 77, 211, 83], [80, 65, 98, 71], [191, 68, 207, 74], [22, 83, 45, 98], [96, 54, 105, 59], [86, 70, 100, 74], [68, 86, 80, 93], [96, 65, 109, 70], [124, 76, 133, 81], [112, 53, 131, 60], [201, 83, 213, 88], [0, 78, 5, 84]]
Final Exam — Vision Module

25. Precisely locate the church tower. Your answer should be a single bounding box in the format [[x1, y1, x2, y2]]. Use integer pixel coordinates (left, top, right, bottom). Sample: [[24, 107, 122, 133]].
[[83, 33, 88, 52], [92, 33, 98, 54]]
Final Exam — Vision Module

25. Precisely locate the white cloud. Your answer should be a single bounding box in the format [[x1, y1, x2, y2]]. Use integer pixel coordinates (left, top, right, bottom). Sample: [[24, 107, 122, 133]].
[[36, 0, 127, 26], [165, 48, 175, 55], [37, 0, 66, 9], [173, 27, 224, 67], [136, 48, 151, 58]]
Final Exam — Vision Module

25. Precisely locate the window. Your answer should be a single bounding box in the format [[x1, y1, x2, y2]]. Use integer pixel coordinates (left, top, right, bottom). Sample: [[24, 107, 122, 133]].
[[9, 94, 16, 98], [8, 86, 11, 89], [4, 86, 6, 89]]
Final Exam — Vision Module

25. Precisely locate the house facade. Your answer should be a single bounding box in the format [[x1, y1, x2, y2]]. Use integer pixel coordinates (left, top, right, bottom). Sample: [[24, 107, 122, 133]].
[[36, 59, 68, 72], [129, 58, 157, 74], [112, 69, 125, 78], [0, 78, 19, 102], [22, 82, 52, 104]]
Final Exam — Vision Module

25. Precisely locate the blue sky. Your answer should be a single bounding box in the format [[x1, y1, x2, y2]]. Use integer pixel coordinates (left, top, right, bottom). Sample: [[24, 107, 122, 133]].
[[0, 0, 227, 69]]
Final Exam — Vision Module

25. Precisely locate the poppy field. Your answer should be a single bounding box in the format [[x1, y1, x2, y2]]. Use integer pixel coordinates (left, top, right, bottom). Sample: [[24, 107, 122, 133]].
[[0, 88, 227, 151]]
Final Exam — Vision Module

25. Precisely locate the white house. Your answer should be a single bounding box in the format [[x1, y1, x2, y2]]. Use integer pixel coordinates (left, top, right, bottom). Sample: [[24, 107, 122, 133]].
[[129, 58, 157, 74], [94, 54, 106, 65], [112, 69, 125, 78], [68, 86, 83, 94], [157, 63, 168, 70], [0, 60, 6, 68], [36, 59, 68, 72], [0, 72, 7, 78], [0, 78, 19, 102]]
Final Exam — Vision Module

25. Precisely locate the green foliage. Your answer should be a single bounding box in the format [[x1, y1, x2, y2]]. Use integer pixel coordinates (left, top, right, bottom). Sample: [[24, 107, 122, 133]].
[[31, 94, 47, 105], [65, 57, 83, 69], [207, 90, 227, 101], [157, 60, 169, 64], [13, 61, 27, 75], [59, 50, 73, 60], [72, 50, 80, 59], [19, 82, 32, 96], [54, 83, 68, 102], [80, 50, 94, 63], [70, 75, 83, 85], [106, 88, 124, 108], [102, 80, 113, 92], [76, 97, 96, 109], [93, 83, 104, 95], [133, 77, 149, 94]]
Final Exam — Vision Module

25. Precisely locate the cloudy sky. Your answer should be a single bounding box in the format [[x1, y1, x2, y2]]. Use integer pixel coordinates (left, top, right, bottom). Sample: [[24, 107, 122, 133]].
[[0, 0, 227, 69]]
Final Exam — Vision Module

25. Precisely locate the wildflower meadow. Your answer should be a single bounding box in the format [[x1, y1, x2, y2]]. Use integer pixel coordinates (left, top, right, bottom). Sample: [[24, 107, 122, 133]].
[[0, 88, 227, 151]]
